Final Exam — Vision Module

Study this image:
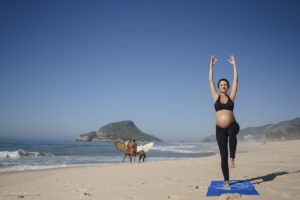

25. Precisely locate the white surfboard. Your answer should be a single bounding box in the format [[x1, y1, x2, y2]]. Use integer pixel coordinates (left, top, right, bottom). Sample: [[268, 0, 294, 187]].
[[137, 142, 154, 153]]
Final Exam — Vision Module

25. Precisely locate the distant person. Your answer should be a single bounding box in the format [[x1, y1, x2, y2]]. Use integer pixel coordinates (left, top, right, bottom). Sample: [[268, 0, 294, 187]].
[[138, 140, 147, 163], [131, 139, 137, 163], [209, 55, 240, 187], [122, 139, 132, 163]]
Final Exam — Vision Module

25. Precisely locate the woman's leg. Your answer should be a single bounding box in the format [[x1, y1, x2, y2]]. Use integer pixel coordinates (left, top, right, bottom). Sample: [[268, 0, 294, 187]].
[[228, 121, 240, 168], [228, 121, 240, 158], [216, 126, 229, 182]]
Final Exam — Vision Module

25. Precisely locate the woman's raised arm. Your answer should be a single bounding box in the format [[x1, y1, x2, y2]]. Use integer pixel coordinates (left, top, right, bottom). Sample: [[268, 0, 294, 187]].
[[228, 55, 238, 101], [209, 56, 219, 102]]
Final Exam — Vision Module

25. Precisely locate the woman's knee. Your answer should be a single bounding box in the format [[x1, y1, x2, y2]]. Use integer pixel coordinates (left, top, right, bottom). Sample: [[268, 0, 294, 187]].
[[229, 122, 239, 136]]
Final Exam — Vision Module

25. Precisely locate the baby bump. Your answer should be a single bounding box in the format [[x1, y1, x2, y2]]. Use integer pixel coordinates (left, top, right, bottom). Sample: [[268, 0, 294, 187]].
[[216, 110, 236, 128]]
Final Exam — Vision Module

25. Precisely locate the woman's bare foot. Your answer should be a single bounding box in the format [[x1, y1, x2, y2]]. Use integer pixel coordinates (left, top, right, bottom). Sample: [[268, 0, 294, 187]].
[[230, 158, 235, 168], [225, 180, 230, 188]]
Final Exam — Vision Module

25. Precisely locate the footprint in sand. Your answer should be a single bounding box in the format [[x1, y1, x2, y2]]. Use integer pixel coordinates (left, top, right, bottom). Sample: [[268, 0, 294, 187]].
[[68, 184, 94, 198], [81, 187, 94, 197], [184, 185, 208, 192], [83, 192, 92, 196], [137, 182, 147, 188], [79, 190, 95, 198]]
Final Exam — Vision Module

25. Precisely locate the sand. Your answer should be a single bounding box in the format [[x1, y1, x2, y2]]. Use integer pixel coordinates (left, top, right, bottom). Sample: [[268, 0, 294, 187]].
[[0, 140, 300, 200]]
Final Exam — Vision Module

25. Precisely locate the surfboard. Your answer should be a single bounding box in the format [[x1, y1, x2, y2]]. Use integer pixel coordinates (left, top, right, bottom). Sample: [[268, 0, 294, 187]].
[[137, 142, 154, 154], [115, 142, 133, 154]]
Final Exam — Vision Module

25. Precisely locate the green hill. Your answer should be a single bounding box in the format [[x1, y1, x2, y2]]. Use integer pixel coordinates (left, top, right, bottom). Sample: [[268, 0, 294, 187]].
[[76, 120, 163, 143]]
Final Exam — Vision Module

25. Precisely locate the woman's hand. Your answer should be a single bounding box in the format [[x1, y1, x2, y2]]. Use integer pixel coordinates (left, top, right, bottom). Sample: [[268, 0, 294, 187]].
[[210, 55, 217, 68], [228, 55, 236, 66]]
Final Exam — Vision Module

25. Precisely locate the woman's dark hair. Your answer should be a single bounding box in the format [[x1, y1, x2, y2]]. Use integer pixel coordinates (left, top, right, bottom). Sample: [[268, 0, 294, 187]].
[[218, 78, 230, 88]]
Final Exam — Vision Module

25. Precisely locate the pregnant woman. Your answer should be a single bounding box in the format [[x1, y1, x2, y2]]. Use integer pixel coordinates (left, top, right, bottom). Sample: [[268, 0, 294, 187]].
[[209, 55, 240, 187]]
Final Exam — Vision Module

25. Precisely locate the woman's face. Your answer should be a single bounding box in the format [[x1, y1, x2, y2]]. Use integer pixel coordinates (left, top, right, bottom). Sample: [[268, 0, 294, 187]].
[[218, 81, 229, 93]]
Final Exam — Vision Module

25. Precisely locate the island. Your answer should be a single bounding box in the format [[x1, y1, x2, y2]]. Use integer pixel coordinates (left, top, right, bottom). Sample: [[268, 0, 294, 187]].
[[75, 120, 163, 143]]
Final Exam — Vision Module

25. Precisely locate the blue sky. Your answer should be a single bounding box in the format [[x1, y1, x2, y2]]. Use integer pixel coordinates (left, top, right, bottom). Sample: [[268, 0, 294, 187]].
[[0, 0, 300, 141]]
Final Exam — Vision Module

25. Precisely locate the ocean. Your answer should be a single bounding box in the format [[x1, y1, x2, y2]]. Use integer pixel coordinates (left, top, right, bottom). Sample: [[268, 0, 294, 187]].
[[0, 138, 216, 173]]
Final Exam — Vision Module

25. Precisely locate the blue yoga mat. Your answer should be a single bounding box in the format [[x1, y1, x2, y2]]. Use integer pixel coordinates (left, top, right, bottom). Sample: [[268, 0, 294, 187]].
[[206, 180, 259, 196]]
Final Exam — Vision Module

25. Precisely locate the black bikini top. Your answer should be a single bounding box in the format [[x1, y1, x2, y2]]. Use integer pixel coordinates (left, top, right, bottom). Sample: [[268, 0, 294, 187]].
[[214, 95, 234, 112]]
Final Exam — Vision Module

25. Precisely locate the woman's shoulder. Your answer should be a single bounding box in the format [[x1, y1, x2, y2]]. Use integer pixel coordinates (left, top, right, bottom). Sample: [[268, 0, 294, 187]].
[[214, 95, 220, 104], [228, 94, 235, 103]]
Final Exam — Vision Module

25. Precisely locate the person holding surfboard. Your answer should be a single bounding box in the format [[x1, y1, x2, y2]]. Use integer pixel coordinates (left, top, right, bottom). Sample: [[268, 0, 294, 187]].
[[131, 139, 137, 163], [122, 139, 132, 163], [209, 55, 240, 187], [138, 140, 147, 163]]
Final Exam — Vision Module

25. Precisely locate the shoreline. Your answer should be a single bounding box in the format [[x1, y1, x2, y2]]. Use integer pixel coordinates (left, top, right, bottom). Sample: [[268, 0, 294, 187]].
[[0, 154, 216, 174], [1, 140, 300, 200]]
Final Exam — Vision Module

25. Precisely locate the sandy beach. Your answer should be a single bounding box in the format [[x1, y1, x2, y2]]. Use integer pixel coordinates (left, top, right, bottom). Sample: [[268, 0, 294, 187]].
[[0, 140, 300, 200]]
